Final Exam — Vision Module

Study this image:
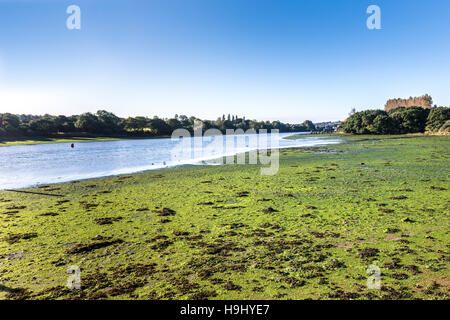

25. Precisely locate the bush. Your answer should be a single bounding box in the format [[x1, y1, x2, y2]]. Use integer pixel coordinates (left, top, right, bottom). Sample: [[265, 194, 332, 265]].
[[439, 120, 450, 133], [426, 107, 450, 132]]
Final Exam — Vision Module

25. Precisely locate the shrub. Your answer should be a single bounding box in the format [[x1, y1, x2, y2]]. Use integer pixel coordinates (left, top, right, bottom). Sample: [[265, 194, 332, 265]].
[[426, 107, 450, 132], [439, 119, 450, 133]]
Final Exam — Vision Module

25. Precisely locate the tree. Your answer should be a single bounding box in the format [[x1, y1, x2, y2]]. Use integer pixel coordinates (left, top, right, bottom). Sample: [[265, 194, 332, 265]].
[[166, 118, 182, 130], [0, 113, 20, 128], [341, 112, 364, 134], [120, 117, 148, 132], [369, 114, 394, 134], [302, 120, 316, 131], [341, 107, 439, 134], [29, 118, 57, 135], [438, 119, 450, 133], [425, 107, 450, 132], [388, 107, 429, 133], [54, 115, 75, 132], [96, 110, 121, 134], [341, 110, 389, 134], [75, 113, 102, 133], [148, 118, 171, 135], [0, 110, 336, 138]]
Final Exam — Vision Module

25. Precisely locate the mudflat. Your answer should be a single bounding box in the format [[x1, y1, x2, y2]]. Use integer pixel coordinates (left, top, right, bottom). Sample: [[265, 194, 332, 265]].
[[0, 135, 448, 300]]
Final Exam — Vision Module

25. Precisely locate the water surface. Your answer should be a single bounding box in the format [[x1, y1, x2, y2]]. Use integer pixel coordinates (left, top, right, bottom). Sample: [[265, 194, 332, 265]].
[[0, 133, 341, 190]]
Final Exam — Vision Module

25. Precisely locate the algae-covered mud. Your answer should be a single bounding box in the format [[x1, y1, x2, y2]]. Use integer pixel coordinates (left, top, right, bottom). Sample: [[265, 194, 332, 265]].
[[0, 135, 449, 300]]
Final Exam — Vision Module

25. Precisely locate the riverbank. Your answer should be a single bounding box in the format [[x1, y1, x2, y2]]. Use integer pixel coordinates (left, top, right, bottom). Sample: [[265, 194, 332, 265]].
[[0, 131, 313, 147], [0, 135, 448, 300], [0, 132, 328, 190], [0, 135, 177, 147], [0, 136, 126, 147]]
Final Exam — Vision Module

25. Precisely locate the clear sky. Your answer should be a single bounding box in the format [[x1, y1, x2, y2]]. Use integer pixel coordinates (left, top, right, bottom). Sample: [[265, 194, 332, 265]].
[[0, 0, 449, 122]]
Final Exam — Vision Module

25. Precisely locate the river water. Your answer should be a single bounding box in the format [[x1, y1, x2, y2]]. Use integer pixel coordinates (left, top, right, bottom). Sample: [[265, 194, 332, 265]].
[[0, 132, 342, 190]]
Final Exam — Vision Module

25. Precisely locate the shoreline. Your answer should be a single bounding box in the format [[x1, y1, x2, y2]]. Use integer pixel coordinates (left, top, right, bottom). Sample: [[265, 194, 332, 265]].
[[0, 133, 437, 191], [1, 133, 435, 192], [0, 131, 316, 147], [0, 133, 343, 191], [0, 136, 173, 147]]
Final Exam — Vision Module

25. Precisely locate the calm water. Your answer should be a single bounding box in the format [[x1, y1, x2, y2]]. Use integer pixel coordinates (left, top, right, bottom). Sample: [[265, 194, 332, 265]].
[[0, 133, 341, 190]]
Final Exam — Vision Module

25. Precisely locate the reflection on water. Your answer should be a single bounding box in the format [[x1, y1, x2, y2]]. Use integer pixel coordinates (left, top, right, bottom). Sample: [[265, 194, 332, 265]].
[[0, 133, 341, 190]]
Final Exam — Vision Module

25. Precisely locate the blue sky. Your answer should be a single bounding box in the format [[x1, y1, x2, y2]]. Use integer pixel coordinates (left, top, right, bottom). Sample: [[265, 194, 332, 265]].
[[0, 0, 449, 122]]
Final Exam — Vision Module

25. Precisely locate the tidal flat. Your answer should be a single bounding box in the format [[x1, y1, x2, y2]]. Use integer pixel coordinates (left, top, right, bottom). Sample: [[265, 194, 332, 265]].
[[0, 135, 449, 300]]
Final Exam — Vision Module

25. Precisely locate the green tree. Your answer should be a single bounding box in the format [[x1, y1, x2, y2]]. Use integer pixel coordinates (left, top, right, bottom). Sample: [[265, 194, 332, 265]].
[[0, 113, 20, 128], [341, 110, 388, 134], [75, 113, 102, 133], [54, 115, 75, 132], [425, 107, 450, 132], [166, 118, 182, 130], [120, 117, 148, 132], [302, 120, 316, 132], [388, 107, 429, 133], [96, 110, 121, 134], [149, 118, 171, 135], [369, 114, 394, 134], [438, 119, 450, 133], [29, 118, 58, 135]]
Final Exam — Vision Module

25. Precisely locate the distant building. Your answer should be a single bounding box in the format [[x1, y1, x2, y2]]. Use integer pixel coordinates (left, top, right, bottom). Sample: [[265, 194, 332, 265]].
[[313, 121, 341, 133]]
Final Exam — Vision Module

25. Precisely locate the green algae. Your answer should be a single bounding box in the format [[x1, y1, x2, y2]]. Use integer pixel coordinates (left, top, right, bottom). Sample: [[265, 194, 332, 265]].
[[0, 135, 448, 300]]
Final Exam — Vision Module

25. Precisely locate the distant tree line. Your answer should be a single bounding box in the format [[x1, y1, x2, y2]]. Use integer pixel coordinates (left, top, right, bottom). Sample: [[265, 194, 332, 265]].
[[340, 106, 450, 134], [0, 110, 316, 138], [384, 94, 433, 112]]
